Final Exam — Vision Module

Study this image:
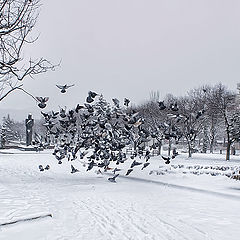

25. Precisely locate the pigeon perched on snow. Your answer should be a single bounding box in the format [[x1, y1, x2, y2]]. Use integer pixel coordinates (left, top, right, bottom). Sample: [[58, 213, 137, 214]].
[[45, 165, 50, 170], [39, 165, 44, 172], [56, 84, 74, 93], [36, 97, 49, 109]]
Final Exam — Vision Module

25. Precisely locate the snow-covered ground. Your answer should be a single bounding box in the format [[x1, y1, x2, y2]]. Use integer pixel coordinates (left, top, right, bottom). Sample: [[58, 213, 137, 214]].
[[0, 150, 240, 240]]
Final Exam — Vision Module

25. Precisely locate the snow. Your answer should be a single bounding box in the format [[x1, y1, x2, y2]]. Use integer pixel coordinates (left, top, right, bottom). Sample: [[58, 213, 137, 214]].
[[0, 150, 240, 239]]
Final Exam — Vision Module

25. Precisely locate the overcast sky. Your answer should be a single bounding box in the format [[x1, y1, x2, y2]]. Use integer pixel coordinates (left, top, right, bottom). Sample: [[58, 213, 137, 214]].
[[1, 0, 240, 119]]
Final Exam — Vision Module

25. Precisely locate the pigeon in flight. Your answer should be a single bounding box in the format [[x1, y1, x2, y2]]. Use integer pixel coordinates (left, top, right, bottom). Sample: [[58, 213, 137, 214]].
[[126, 169, 133, 176], [113, 168, 121, 174], [170, 103, 179, 112], [196, 109, 205, 119], [124, 98, 130, 107], [112, 98, 120, 108], [71, 165, 79, 174], [108, 174, 119, 183], [86, 91, 98, 103], [56, 84, 75, 93], [130, 160, 142, 168], [158, 101, 166, 110], [75, 104, 84, 113], [36, 97, 49, 109], [141, 162, 150, 170]]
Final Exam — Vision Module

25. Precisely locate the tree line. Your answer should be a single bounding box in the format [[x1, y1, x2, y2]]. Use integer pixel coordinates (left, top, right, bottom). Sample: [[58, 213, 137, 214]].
[[137, 83, 240, 160]]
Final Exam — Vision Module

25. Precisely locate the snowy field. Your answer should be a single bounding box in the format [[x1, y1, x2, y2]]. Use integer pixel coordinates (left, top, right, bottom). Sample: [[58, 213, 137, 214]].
[[0, 150, 240, 240]]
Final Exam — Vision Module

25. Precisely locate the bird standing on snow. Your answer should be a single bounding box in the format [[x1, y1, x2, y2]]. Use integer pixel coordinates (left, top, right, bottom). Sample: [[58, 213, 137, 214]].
[[45, 165, 50, 170], [56, 84, 75, 93], [39, 165, 44, 172]]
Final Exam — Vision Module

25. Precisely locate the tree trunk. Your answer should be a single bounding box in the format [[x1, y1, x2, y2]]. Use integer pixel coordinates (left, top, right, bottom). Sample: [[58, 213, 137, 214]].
[[168, 139, 171, 156], [209, 136, 214, 154], [187, 141, 192, 158], [202, 124, 208, 153], [225, 125, 231, 161], [226, 142, 231, 160], [210, 143, 214, 154], [157, 140, 162, 155]]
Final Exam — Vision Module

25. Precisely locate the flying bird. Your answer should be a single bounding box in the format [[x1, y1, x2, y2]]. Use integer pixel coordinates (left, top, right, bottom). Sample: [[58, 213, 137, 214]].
[[88, 91, 98, 98], [141, 162, 150, 170], [71, 165, 79, 173], [124, 98, 130, 107], [130, 160, 142, 168], [87, 160, 95, 171], [75, 104, 84, 113], [36, 97, 49, 109], [113, 168, 121, 174], [51, 111, 59, 119], [56, 84, 75, 93], [108, 174, 119, 183], [158, 101, 166, 110], [86, 91, 98, 103], [126, 169, 133, 176], [170, 103, 179, 112], [112, 98, 120, 108], [161, 156, 171, 164]]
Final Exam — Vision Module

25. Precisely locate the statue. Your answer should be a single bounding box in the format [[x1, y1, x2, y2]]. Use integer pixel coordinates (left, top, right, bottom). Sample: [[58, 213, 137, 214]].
[[25, 114, 34, 146]]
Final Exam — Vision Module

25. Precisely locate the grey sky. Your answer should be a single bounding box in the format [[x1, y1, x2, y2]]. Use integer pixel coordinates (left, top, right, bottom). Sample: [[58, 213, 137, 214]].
[[1, 0, 240, 119]]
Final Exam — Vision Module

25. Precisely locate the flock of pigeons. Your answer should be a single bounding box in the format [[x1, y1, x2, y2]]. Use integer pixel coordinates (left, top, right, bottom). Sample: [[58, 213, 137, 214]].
[[37, 84, 203, 182]]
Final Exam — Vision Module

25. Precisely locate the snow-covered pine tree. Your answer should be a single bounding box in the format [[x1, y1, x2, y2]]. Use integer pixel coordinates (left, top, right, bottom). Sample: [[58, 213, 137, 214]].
[[1, 115, 23, 145]]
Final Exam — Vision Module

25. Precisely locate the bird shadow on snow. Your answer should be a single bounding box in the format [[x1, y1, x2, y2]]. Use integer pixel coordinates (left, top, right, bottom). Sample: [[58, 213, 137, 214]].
[[229, 187, 240, 191]]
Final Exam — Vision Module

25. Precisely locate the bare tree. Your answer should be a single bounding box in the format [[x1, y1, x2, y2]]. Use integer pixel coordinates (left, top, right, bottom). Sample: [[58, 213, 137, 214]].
[[209, 84, 236, 160], [0, 0, 56, 102], [176, 96, 205, 157]]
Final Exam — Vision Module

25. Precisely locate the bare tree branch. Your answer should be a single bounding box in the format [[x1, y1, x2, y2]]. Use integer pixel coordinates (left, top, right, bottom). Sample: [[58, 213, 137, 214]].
[[0, 0, 57, 102]]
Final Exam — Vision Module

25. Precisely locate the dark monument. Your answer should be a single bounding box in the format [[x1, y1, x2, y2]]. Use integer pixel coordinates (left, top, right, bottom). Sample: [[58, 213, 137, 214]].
[[25, 114, 34, 146]]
